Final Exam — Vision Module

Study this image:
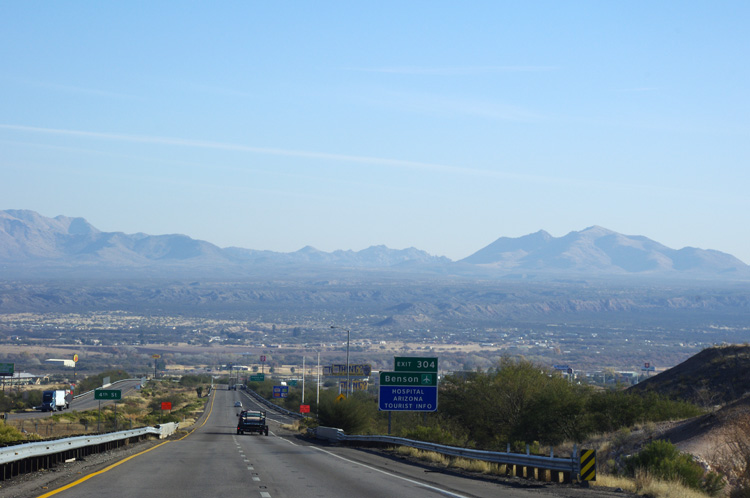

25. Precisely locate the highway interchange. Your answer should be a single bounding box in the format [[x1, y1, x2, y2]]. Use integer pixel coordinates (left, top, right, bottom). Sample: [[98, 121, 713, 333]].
[[8, 386, 626, 498]]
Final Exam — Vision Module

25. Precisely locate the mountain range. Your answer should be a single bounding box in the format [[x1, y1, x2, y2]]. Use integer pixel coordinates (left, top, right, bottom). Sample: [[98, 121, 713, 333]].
[[1, 209, 748, 279]]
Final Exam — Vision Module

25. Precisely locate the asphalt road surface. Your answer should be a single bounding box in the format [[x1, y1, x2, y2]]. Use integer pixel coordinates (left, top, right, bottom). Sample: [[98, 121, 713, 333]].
[[29, 388, 625, 498]]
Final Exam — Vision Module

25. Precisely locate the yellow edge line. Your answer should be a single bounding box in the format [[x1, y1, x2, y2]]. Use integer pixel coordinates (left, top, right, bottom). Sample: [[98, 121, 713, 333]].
[[36, 389, 216, 497]]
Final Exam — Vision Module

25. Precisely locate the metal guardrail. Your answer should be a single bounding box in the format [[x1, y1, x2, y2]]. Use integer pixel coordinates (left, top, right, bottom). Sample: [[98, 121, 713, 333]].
[[72, 377, 143, 400], [0, 423, 178, 466], [242, 388, 305, 419], [313, 427, 580, 480]]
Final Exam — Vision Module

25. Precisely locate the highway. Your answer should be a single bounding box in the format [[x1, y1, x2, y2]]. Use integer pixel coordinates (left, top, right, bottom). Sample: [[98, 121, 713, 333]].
[[32, 387, 573, 498], [8, 379, 144, 421]]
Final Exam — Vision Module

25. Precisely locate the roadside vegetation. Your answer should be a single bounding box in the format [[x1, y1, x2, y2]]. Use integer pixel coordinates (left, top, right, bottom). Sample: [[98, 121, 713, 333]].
[[3, 374, 212, 441], [251, 357, 726, 497]]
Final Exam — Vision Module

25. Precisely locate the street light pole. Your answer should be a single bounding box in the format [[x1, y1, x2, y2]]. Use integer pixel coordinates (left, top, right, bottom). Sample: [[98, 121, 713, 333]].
[[331, 326, 350, 397]]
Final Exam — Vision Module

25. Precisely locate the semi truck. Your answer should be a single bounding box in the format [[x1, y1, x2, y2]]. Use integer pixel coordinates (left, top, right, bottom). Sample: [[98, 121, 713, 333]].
[[41, 389, 73, 412]]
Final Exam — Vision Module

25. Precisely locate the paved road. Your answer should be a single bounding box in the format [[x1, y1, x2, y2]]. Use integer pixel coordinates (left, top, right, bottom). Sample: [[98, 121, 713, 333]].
[[34, 387, 575, 498]]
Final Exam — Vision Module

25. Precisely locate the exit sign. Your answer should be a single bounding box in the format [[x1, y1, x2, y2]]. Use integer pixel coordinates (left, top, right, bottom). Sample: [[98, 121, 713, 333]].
[[394, 357, 438, 372]]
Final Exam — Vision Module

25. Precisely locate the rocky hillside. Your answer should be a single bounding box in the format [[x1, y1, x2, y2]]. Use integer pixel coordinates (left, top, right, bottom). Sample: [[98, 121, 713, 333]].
[[628, 344, 750, 406]]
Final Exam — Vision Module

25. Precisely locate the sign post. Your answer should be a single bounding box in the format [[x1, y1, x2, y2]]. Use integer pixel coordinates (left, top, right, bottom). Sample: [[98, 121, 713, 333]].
[[152, 354, 161, 379], [161, 401, 172, 422], [95, 389, 122, 431]]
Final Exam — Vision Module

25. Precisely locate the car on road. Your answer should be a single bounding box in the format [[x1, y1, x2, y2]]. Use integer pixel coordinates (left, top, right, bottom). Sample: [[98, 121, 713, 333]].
[[234, 401, 242, 407]]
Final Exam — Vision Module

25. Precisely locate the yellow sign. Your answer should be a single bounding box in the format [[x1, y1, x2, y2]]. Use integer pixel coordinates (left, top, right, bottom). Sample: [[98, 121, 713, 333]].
[[335, 394, 346, 403], [580, 449, 596, 481], [152, 354, 161, 359], [73, 354, 79, 363]]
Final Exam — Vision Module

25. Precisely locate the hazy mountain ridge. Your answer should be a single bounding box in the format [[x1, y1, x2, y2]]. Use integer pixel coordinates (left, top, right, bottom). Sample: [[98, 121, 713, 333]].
[[461, 225, 748, 276], [1, 210, 748, 279]]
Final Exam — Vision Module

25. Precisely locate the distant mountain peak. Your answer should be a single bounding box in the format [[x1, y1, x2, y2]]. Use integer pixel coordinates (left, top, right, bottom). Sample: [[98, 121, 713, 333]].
[[461, 226, 748, 277], [1, 210, 747, 280]]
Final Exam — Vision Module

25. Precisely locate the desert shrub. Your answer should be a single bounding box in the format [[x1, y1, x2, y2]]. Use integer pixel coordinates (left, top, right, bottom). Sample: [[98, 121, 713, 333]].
[[0, 422, 27, 443], [317, 395, 370, 434], [625, 440, 724, 495], [178, 374, 212, 387], [730, 485, 750, 498]]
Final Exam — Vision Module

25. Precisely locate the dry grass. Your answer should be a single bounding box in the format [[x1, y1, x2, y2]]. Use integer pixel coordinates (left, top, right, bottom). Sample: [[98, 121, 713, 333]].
[[280, 420, 301, 432], [393, 446, 507, 475], [594, 471, 712, 498], [394, 446, 713, 498]]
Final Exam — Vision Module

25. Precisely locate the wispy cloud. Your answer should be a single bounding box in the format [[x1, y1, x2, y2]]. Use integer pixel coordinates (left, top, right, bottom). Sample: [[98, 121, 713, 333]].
[[350, 65, 557, 75], [0, 124, 545, 181], [2, 123, 712, 200]]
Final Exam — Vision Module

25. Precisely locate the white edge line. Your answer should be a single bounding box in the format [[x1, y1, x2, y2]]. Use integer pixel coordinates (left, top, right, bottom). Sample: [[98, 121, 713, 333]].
[[311, 447, 471, 498]]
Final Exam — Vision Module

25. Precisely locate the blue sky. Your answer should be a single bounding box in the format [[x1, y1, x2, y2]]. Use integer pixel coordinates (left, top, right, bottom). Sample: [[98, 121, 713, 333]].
[[2, 2, 749, 263]]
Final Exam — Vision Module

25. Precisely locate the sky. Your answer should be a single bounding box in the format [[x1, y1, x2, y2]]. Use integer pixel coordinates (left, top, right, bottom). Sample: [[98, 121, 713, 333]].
[[2, 2, 749, 263]]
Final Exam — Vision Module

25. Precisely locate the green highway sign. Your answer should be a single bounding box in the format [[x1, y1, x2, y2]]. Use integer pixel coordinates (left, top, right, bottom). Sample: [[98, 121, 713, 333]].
[[394, 357, 438, 373], [288, 380, 298, 387], [94, 389, 122, 400], [249, 374, 265, 382], [0, 363, 14, 377], [380, 371, 437, 386]]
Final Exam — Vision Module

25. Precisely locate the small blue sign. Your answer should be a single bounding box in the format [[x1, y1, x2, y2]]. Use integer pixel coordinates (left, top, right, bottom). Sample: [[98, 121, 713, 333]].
[[378, 385, 437, 412], [273, 385, 289, 398]]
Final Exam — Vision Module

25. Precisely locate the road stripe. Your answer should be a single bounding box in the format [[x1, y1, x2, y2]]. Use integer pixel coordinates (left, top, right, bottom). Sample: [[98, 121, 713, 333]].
[[35, 441, 171, 497], [35, 389, 217, 497], [311, 447, 471, 498]]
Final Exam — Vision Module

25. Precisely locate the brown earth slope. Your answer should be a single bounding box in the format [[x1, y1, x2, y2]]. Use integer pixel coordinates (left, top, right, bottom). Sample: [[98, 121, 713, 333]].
[[626, 345, 750, 485], [628, 344, 750, 406]]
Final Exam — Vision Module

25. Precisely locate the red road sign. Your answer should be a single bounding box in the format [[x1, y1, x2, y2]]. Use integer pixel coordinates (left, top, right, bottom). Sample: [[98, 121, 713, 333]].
[[161, 402, 172, 410], [299, 404, 310, 413]]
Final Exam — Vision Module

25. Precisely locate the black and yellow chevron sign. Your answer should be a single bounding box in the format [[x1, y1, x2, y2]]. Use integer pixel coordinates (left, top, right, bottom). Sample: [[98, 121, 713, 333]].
[[580, 449, 596, 481]]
